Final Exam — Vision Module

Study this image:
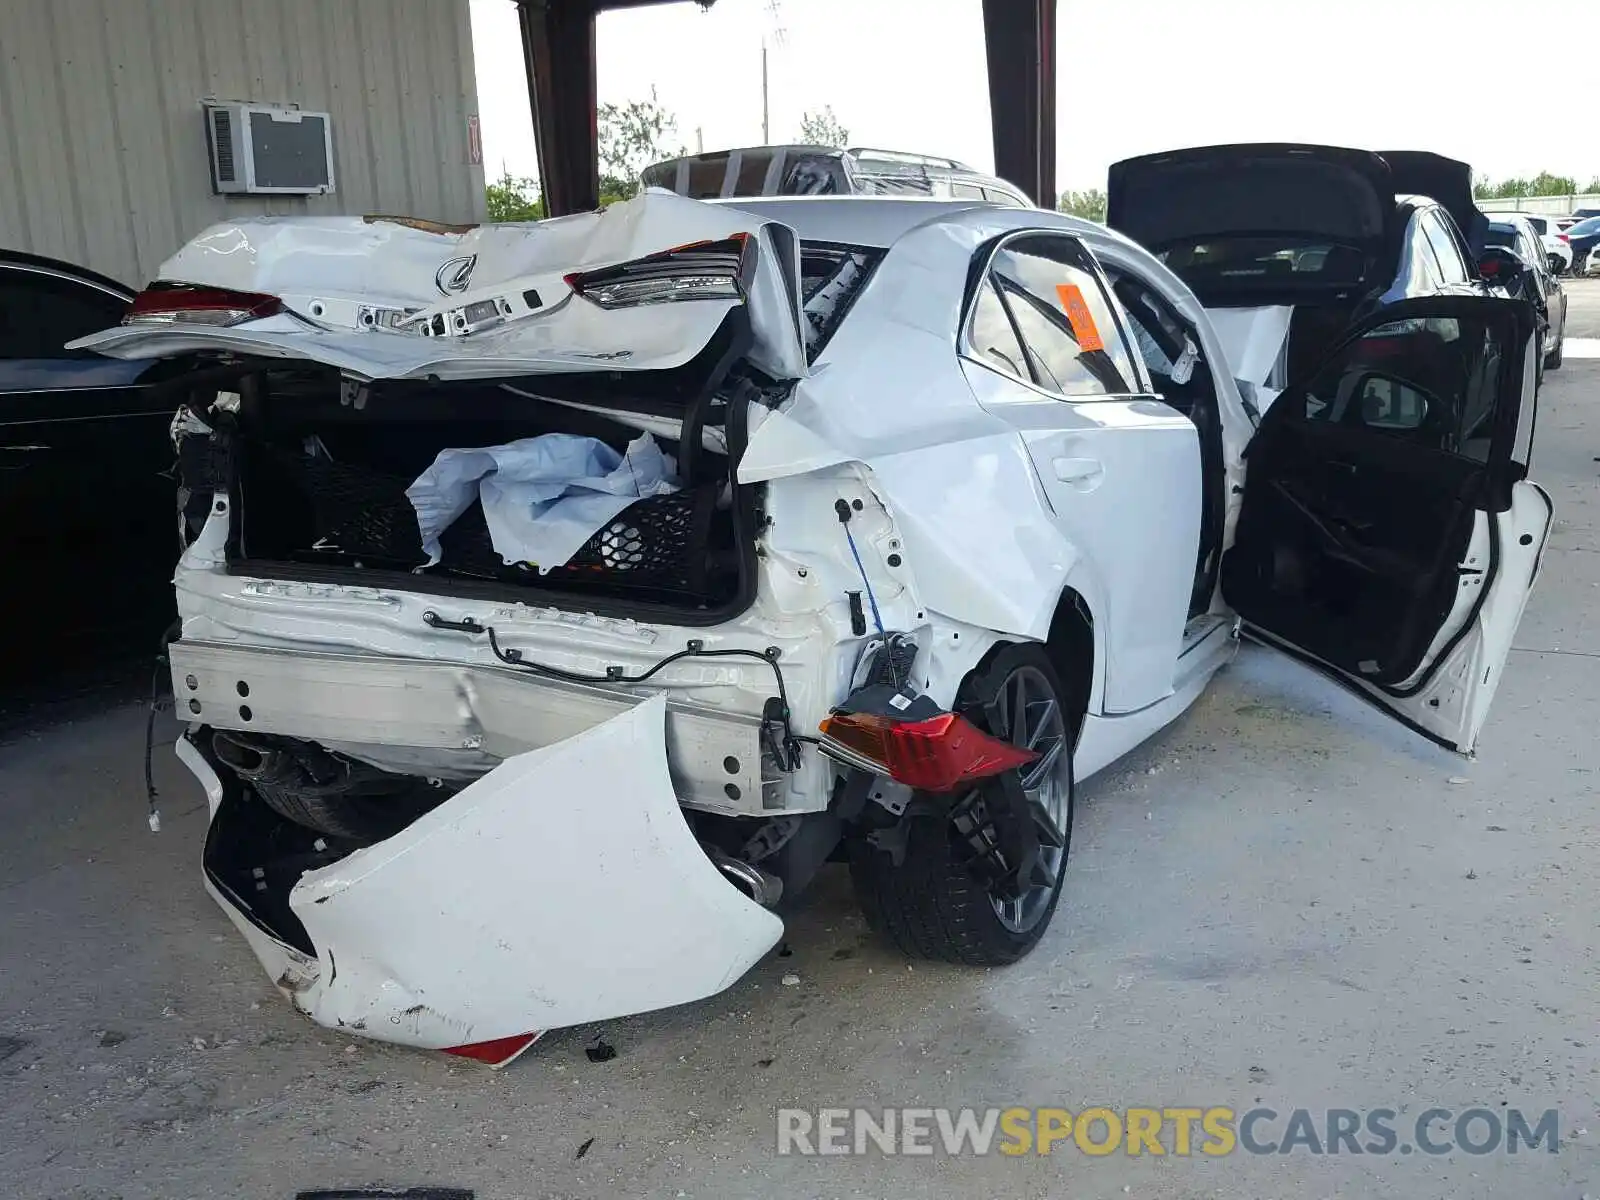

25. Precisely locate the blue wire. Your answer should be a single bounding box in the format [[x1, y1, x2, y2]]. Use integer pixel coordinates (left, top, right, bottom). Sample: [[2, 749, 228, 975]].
[[843, 523, 886, 637]]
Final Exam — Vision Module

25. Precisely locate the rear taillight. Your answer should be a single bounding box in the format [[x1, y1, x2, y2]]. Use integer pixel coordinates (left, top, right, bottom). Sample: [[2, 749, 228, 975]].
[[818, 710, 1037, 793], [123, 283, 283, 327], [566, 234, 748, 309], [441, 1031, 542, 1068], [1558, 233, 1570, 243], [1479, 258, 1500, 277]]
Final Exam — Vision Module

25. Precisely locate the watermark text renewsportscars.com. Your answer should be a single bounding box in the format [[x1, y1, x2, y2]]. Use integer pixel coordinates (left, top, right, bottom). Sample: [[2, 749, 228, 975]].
[[776, 1106, 1561, 1157]]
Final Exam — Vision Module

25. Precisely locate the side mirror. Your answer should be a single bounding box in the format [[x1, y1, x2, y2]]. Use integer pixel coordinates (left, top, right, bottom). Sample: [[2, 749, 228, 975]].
[[1357, 374, 1429, 431]]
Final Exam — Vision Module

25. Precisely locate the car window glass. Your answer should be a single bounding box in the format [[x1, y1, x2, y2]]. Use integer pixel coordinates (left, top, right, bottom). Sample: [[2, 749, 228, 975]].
[[1525, 216, 1547, 235], [968, 277, 1029, 378], [985, 236, 1137, 397], [1408, 214, 1444, 286], [686, 155, 729, 198], [1521, 231, 1543, 270], [0, 269, 128, 359], [983, 187, 1026, 208], [1421, 212, 1470, 284], [734, 149, 776, 196], [1298, 315, 1503, 460], [951, 181, 984, 200]]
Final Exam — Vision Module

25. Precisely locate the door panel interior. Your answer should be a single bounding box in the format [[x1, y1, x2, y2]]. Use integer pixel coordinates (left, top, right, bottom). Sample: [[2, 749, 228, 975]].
[[1224, 301, 1531, 689], [1222, 420, 1478, 685]]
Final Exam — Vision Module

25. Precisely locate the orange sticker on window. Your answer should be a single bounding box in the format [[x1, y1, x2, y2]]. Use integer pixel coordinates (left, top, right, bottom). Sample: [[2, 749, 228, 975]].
[[1055, 283, 1104, 352]]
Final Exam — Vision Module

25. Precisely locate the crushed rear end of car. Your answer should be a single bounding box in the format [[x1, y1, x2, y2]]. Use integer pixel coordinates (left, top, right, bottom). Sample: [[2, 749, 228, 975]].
[[76, 193, 904, 1059]]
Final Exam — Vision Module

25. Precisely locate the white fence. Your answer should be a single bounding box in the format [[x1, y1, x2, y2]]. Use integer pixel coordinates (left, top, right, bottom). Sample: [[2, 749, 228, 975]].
[[1482, 193, 1600, 216]]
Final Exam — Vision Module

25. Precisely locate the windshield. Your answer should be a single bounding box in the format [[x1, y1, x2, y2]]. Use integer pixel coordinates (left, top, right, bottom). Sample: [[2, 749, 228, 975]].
[[1566, 216, 1600, 236]]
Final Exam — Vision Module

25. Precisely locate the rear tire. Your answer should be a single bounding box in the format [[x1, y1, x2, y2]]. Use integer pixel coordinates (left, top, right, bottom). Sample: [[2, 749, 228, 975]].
[[849, 643, 1077, 966]]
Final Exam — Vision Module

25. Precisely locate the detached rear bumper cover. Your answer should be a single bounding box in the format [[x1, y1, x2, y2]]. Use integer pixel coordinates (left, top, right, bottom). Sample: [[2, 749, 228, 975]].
[[181, 695, 783, 1050]]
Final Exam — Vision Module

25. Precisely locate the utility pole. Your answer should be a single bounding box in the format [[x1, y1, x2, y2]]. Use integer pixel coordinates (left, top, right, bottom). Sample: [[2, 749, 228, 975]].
[[760, 0, 782, 145]]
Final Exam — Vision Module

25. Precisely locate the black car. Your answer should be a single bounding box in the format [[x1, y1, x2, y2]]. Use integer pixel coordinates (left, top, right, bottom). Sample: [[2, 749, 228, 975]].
[[1106, 145, 1504, 395], [1481, 220, 1566, 372], [0, 250, 177, 679]]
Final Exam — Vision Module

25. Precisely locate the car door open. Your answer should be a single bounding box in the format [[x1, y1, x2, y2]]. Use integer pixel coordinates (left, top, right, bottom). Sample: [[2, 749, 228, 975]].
[[1222, 297, 1551, 753]]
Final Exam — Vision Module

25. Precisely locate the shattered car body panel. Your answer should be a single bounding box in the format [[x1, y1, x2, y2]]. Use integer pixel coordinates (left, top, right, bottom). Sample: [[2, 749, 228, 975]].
[[186, 698, 782, 1050], [90, 190, 1548, 1056]]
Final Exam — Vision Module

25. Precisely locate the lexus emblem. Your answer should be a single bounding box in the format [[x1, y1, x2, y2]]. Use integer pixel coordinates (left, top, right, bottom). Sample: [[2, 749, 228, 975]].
[[435, 254, 477, 296]]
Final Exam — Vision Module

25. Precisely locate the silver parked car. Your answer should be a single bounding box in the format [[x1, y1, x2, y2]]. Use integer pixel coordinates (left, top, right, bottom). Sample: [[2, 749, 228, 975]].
[[641, 144, 1033, 207]]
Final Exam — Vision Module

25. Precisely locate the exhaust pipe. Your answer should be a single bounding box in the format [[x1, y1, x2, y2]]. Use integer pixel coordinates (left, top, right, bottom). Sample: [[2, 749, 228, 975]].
[[706, 847, 784, 908], [211, 730, 301, 786]]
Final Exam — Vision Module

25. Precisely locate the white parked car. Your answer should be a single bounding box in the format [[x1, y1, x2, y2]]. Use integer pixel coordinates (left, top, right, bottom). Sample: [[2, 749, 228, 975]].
[[1483, 211, 1573, 274], [78, 190, 1552, 1064]]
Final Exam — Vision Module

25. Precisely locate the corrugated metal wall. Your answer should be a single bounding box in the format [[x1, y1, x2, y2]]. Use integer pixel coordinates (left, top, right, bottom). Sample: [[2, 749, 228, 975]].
[[0, 0, 487, 286]]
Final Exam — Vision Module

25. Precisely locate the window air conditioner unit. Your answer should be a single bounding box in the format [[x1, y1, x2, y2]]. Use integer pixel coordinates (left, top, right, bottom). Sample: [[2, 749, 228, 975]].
[[205, 103, 335, 196]]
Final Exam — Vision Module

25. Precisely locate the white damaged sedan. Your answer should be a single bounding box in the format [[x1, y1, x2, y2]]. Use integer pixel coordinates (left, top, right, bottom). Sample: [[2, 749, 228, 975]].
[[79, 191, 1552, 1064]]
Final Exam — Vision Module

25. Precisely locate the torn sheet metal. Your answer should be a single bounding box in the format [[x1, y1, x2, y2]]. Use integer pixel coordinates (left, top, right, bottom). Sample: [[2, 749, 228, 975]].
[[190, 695, 783, 1050], [406, 431, 677, 569], [69, 192, 808, 384]]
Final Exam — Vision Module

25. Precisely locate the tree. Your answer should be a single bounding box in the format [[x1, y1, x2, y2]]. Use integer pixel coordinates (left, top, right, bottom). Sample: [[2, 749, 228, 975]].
[[599, 88, 685, 201], [1474, 172, 1589, 201], [798, 106, 850, 148], [485, 173, 545, 222], [1528, 171, 1578, 197], [1057, 188, 1107, 223]]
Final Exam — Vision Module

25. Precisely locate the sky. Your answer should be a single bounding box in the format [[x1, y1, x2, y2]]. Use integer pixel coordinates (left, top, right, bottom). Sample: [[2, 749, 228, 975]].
[[468, 0, 1600, 198]]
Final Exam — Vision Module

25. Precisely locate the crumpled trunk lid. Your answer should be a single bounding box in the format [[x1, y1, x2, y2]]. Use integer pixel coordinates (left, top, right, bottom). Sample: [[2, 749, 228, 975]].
[[70, 192, 809, 384]]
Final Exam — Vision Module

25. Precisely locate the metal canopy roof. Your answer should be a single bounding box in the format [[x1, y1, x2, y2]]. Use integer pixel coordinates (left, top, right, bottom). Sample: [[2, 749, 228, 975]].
[[512, 0, 1056, 214]]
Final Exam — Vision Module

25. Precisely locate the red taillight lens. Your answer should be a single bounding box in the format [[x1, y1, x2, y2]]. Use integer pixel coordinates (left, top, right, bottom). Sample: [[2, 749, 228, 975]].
[[1558, 233, 1570, 243], [123, 283, 283, 327], [441, 1031, 542, 1067], [566, 234, 748, 309], [818, 710, 1037, 793], [1479, 258, 1500, 277]]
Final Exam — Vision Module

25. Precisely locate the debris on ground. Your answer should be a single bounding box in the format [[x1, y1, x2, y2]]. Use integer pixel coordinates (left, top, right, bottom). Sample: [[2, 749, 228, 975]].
[[94, 1029, 127, 1048], [575, 1136, 595, 1160], [585, 1037, 617, 1063], [781, 973, 801, 987]]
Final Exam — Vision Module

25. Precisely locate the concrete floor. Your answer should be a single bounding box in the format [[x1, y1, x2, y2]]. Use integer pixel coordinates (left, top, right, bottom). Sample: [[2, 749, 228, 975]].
[[4, 283, 1599, 1200]]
